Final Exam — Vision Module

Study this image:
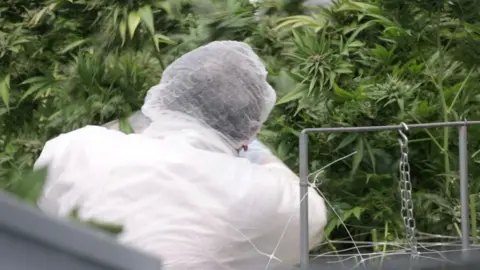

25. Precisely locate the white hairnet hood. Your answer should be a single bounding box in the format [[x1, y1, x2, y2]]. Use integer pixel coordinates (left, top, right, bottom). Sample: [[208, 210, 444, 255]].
[[141, 41, 277, 150]]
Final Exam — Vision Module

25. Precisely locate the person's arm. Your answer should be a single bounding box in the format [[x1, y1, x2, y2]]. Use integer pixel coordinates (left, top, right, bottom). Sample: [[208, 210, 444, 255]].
[[33, 131, 77, 215], [240, 138, 304, 183], [244, 139, 328, 251], [246, 158, 327, 266], [33, 125, 113, 215]]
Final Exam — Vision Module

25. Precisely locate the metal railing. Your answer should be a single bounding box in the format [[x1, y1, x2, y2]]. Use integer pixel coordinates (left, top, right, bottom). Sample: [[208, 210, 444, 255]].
[[298, 120, 480, 270], [0, 190, 162, 270]]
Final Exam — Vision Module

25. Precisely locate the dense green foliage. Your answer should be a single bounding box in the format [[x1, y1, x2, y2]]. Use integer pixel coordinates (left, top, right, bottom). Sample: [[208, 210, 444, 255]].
[[2, 0, 480, 252]]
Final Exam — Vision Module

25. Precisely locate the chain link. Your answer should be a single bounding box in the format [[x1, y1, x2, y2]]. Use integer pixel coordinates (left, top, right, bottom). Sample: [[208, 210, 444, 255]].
[[398, 123, 418, 256]]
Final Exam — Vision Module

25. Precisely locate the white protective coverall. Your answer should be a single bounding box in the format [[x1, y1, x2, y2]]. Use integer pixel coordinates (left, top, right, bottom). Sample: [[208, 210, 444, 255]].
[[33, 41, 327, 270]]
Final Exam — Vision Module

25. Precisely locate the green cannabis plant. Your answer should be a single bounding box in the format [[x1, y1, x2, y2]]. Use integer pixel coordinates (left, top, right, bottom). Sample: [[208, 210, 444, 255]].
[[2, 0, 480, 252]]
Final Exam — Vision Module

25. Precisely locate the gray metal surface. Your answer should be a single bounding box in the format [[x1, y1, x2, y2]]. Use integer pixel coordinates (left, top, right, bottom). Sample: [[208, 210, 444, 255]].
[[459, 123, 470, 255], [0, 191, 162, 270], [307, 247, 480, 270], [299, 121, 480, 270]]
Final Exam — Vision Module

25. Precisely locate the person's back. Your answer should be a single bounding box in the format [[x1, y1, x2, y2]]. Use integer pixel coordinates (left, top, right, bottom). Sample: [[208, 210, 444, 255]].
[[34, 41, 327, 269]]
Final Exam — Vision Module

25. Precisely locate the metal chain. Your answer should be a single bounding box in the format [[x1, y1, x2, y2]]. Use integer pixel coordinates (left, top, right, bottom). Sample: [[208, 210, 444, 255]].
[[398, 123, 418, 256]]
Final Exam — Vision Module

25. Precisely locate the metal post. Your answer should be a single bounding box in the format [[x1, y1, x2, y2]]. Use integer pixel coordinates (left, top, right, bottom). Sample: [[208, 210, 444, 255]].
[[459, 124, 470, 254], [299, 132, 310, 270]]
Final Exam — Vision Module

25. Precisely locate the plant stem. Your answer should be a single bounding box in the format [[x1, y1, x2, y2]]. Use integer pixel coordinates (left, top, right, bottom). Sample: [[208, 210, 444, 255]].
[[436, 15, 451, 192], [371, 228, 378, 252], [155, 54, 165, 71], [439, 79, 450, 192], [470, 194, 478, 244]]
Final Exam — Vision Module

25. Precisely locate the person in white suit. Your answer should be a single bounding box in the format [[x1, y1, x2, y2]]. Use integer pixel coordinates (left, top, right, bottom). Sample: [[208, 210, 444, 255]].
[[33, 41, 327, 269]]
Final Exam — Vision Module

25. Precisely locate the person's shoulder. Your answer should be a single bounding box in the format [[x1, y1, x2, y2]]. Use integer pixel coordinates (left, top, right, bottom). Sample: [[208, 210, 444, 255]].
[[60, 125, 141, 143], [74, 125, 124, 137], [45, 125, 116, 142], [35, 125, 134, 169], [64, 125, 154, 155]]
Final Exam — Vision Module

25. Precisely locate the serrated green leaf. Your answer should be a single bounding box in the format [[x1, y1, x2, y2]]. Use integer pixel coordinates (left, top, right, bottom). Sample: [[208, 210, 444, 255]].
[[119, 19, 127, 46], [352, 207, 364, 220], [138, 5, 154, 35], [59, 39, 90, 54], [333, 82, 354, 100], [350, 138, 364, 177], [69, 207, 124, 236], [155, 33, 175, 44], [20, 76, 48, 85], [397, 98, 404, 112], [335, 133, 358, 151], [86, 220, 124, 235], [152, 36, 160, 52], [19, 82, 50, 103], [128, 11, 141, 39], [277, 140, 289, 158], [0, 74, 10, 109], [119, 117, 134, 134], [348, 40, 365, 48], [334, 68, 353, 74], [0, 107, 7, 117], [324, 219, 337, 237], [276, 86, 306, 105], [364, 138, 376, 173]]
